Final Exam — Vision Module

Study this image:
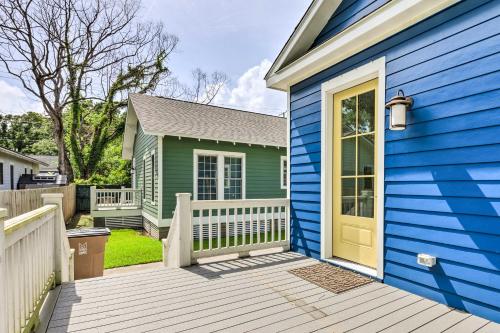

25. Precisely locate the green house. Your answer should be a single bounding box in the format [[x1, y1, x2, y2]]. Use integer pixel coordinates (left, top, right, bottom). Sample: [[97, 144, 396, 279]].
[[121, 94, 287, 239]]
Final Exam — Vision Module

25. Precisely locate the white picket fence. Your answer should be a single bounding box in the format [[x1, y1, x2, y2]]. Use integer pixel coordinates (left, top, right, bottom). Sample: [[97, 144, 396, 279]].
[[0, 193, 74, 333], [163, 193, 289, 268]]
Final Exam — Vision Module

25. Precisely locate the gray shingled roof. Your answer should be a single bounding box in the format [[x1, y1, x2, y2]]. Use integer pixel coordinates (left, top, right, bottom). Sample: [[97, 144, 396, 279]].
[[28, 155, 58, 172], [129, 94, 287, 147]]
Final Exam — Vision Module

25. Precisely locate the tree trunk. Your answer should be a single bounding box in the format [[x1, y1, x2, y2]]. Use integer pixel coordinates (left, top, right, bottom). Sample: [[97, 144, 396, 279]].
[[53, 116, 74, 181]]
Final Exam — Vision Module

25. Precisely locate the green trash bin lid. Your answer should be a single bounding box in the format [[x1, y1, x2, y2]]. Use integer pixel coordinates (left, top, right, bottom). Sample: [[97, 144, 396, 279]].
[[67, 228, 111, 238]]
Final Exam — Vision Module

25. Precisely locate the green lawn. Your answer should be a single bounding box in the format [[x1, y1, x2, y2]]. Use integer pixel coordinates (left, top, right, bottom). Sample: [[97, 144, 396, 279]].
[[194, 230, 286, 251], [104, 229, 163, 269], [103, 228, 286, 269]]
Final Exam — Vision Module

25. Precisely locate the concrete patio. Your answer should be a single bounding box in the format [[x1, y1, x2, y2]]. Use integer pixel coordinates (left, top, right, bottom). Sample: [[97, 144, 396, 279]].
[[43, 252, 498, 332]]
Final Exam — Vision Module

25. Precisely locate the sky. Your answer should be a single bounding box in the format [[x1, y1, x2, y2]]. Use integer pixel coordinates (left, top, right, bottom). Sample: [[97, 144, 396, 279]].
[[0, 0, 311, 116]]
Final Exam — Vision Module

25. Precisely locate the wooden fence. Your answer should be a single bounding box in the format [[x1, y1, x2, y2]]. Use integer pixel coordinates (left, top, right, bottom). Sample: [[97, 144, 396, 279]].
[[0, 184, 76, 222]]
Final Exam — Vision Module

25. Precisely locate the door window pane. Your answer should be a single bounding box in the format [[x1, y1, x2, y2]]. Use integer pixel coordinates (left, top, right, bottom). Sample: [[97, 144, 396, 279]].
[[358, 134, 375, 176], [224, 157, 242, 199], [358, 90, 375, 133], [341, 178, 356, 216], [197, 155, 217, 200], [357, 178, 374, 218], [337, 85, 377, 219], [341, 96, 356, 137], [341, 137, 356, 176]]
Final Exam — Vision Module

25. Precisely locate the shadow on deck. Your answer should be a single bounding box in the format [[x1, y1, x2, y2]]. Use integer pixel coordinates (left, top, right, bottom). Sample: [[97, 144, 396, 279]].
[[42, 252, 498, 333]]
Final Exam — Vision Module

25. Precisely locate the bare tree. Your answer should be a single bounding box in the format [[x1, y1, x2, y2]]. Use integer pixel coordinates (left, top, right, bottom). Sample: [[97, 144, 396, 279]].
[[184, 68, 228, 104], [0, 0, 178, 179], [0, 0, 73, 177]]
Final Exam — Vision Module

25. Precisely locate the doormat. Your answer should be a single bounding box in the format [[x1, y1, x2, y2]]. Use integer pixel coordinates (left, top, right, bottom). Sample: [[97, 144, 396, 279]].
[[289, 263, 373, 294]]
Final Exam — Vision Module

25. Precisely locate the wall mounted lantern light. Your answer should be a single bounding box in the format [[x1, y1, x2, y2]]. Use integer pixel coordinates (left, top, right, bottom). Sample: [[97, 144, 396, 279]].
[[386, 89, 413, 131]]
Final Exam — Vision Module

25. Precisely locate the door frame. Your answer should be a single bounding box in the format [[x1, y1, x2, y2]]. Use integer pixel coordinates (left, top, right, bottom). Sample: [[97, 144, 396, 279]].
[[320, 57, 386, 279]]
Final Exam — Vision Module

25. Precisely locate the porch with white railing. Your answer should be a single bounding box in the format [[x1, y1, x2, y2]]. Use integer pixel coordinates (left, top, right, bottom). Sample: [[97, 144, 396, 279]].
[[90, 187, 142, 218], [163, 193, 290, 268], [4, 193, 498, 332], [0, 193, 74, 333]]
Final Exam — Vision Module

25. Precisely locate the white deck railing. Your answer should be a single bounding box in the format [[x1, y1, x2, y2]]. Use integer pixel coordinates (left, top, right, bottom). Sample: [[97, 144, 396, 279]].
[[90, 187, 142, 210], [0, 193, 74, 333], [163, 193, 289, 268]]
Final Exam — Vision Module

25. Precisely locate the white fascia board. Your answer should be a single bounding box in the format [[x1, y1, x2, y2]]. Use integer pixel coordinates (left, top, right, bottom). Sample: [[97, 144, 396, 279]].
[[265, 0, 342, 80], [266, 0, 459, 91], [122, 99, 138, 160]]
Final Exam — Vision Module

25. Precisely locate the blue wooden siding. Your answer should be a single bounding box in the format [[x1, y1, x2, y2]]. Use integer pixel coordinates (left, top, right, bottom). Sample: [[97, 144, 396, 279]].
[[289, 0, 500, 322], [310, 0, 390, 49]]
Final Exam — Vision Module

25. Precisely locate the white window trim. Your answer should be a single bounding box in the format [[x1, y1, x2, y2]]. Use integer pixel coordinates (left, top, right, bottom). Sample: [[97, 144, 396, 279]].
[[132, 158, 136, 189], [142, 154, 147, 203], [320, 57, 385, 279], [150, 149, 156, 206], [158, 136, 164, 225], [193, 149, 246, 201], [280, 155, 287, 190]]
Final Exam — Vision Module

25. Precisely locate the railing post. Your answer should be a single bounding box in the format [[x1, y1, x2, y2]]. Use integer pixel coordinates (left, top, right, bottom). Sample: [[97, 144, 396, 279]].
[[177, 193, 192, 267], [42, 193, 67, 284], [163, 193, 192, 268], [90, 186, 97, 212], [0, 208, 8, 333], [120, 186, 125, 208]]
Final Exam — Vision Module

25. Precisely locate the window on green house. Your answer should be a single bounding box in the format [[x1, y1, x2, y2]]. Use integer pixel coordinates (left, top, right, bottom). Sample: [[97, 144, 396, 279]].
[[281, 156, 287, 190], [224, 157, 242, 199], [151, 153, 155, 202], [194, 150, 246, 201], [197, 155, 217, 200], [142, 159, 146, 200]]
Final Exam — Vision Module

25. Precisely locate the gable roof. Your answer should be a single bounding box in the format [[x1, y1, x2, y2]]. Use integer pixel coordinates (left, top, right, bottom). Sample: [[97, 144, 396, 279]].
[[122, 94, 287, 159], [264, 0, 342, 83], [266, 0, 458, 91], [0, 147, 48, 166]]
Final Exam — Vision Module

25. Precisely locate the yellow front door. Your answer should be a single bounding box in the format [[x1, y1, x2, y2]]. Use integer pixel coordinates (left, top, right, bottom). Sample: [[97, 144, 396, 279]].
[[333, 79, 378, 268]]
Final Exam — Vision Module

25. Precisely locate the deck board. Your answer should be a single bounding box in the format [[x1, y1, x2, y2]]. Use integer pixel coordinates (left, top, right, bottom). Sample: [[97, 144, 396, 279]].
[[46, 252, 497, 333]]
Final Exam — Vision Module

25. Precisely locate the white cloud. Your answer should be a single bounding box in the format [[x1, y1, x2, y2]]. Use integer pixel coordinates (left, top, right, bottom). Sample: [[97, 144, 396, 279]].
[[213, 59, 286, 116], [0, 80, 43, 115]]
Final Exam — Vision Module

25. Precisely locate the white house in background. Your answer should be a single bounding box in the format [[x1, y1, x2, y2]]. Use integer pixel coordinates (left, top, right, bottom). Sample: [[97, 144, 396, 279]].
[[0, 147, 47, 190]]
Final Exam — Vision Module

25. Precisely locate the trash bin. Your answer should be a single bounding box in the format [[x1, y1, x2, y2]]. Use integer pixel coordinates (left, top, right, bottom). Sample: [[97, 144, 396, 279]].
[[67, 228, 111, 280]]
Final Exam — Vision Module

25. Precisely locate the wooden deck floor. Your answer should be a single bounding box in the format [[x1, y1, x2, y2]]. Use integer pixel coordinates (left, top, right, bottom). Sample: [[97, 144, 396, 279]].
[[45, 252, 498, 333]]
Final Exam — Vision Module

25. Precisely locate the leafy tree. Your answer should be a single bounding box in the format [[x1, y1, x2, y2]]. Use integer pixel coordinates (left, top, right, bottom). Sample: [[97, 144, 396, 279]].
[[73, 138, 131, 185], [0, 113, 57, 155], [0, 0, 228, 182], [0, 0, 177, 180]]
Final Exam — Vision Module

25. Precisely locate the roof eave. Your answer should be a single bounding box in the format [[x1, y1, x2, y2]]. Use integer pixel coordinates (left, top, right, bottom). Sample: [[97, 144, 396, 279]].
[[0, 147, 49, 166], [266, 0, 459, 91], [265, 0, 342, 81], [143, 130, 286, 149]]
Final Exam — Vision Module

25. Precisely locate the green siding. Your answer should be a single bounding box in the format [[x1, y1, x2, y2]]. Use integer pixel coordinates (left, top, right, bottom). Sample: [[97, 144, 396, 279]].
[[132, 124, 158, 218], [162, 136, 286, 219]]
